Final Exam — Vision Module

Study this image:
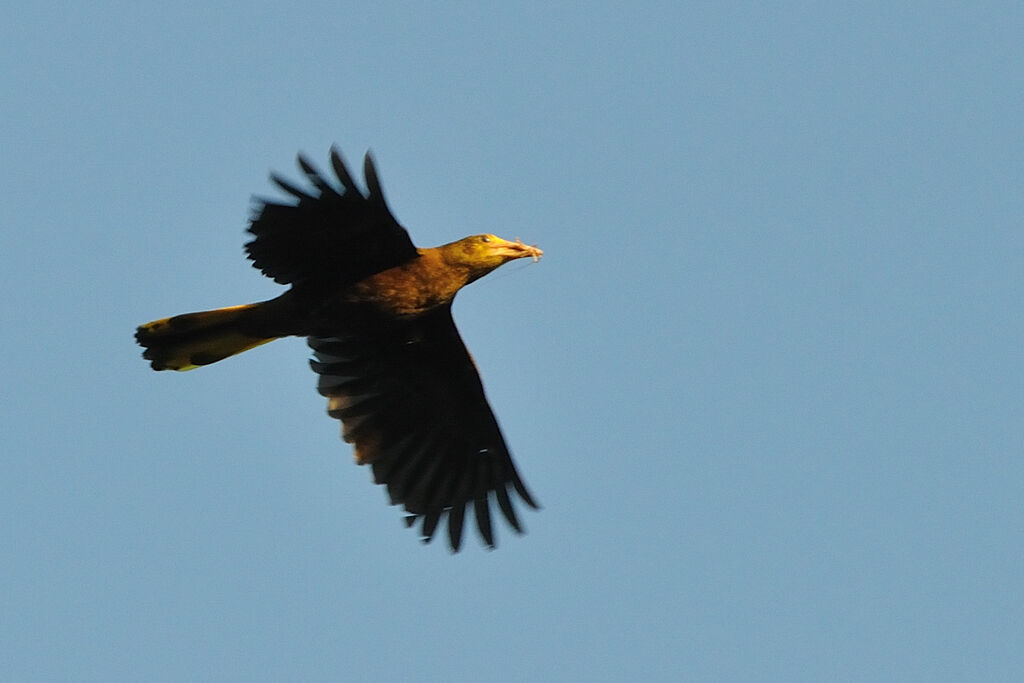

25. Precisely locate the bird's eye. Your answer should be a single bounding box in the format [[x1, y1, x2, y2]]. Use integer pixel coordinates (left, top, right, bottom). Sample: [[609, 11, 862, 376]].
[[480, 235, 491, 243]]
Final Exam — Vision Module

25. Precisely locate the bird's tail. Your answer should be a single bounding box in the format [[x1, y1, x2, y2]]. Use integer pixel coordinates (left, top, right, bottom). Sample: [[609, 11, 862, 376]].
[[135, 303, 278, 371]]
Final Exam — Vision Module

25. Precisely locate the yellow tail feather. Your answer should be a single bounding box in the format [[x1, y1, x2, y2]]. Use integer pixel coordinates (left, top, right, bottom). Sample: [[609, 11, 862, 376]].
[[136, 303, 277, 371]]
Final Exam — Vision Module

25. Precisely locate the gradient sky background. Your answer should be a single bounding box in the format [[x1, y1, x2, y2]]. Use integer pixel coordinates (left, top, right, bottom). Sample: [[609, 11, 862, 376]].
[[3, 3, 1022, 681]]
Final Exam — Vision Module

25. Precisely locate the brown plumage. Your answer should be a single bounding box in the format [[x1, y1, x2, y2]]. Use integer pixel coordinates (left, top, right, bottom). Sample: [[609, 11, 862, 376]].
[[135, 148, 543, 551]]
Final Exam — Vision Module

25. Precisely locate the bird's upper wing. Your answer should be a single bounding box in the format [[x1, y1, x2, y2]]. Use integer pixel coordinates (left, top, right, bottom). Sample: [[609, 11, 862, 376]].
[[308, 304, 538, 551], [246, 147, 418, 287]]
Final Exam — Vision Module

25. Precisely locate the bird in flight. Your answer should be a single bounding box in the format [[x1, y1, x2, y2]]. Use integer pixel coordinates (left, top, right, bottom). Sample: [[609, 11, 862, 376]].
[[135, 147, 543, 551]]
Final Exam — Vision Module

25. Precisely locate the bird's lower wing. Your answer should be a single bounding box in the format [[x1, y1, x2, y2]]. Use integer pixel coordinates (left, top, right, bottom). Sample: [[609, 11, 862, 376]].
[[308, 305, 538, 551]]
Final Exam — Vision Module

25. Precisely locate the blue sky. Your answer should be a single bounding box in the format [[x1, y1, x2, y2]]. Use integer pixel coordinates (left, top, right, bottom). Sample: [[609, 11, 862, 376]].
[[2, 3, 1022, 680]]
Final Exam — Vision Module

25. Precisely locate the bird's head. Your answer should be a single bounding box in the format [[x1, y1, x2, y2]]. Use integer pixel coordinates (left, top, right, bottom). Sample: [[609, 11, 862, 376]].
[[443, 234, 543, 282]]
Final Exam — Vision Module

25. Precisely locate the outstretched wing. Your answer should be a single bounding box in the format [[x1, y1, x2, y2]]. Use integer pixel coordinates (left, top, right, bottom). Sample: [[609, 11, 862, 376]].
[[308, 305, 539, 551], [246, 147, 418, 287]]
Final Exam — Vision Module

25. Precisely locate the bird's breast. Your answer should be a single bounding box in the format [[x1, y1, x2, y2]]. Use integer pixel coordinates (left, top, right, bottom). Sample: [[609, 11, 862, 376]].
[[344, 258, 465, 318]]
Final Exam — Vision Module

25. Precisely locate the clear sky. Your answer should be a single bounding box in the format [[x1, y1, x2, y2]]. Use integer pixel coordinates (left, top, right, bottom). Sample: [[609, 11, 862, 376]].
[[2, 3, 1022, 681]]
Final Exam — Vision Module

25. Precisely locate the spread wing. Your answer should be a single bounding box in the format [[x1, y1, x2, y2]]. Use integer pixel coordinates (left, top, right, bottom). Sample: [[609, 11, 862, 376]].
[[246, 147, 418, 287], [308, 305, 538, 551]]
